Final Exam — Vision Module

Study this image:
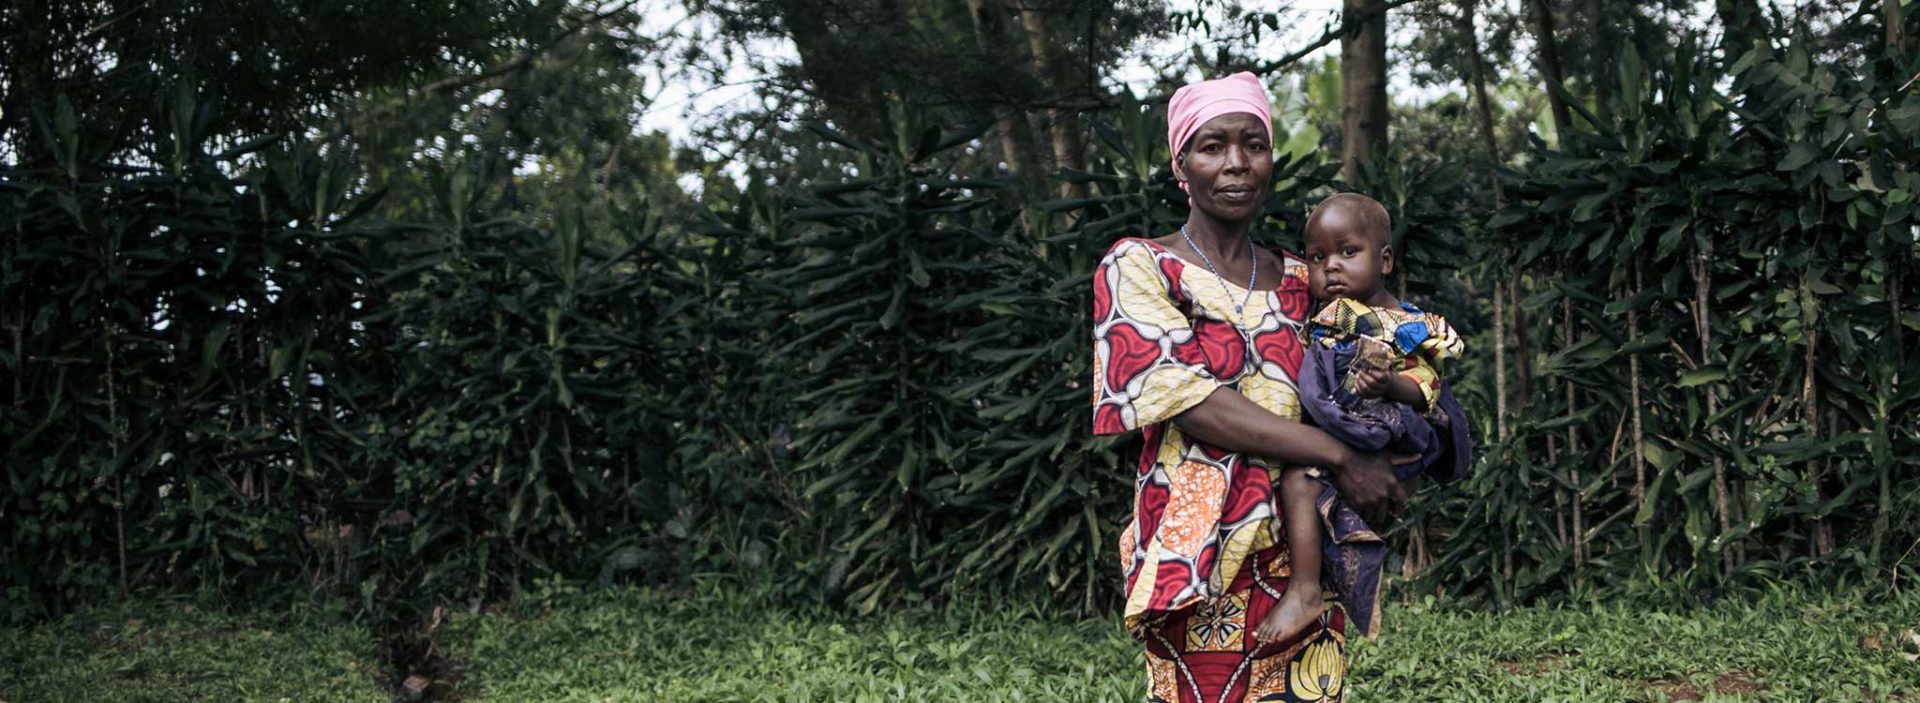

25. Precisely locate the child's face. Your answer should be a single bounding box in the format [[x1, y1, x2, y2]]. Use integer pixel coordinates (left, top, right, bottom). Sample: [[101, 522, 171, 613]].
[[1304, 209, 1392, 303]]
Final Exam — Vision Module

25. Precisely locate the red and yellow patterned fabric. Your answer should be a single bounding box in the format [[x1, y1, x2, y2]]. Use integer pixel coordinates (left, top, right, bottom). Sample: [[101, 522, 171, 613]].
[[1092, 237, 1314, 630], [1142, 547, 1350, 703], [1093, 237, 1349, 701]]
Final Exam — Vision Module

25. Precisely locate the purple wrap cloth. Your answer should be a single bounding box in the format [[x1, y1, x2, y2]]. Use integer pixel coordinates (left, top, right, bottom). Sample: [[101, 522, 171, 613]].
[[1295, 340, 1473, 638]]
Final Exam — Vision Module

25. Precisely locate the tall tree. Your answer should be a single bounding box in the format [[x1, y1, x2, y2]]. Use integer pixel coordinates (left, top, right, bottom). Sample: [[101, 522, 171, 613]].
[[966, 0, 1048, 197], [1020, 5, 1091, 201], [1340, 0, 1390, 185], [1579, 0, 1616, 123], [699, 0, 1162, 199], [1526, 0, 1573, 140], [1456, 0, 1509, 442]]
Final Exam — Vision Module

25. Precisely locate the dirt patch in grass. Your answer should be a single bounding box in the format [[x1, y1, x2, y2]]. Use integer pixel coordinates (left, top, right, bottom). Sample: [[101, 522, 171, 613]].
[[1492, 654, 1568, 675], [1645, 672, 1766, 701], [1652, 678, 1704, 701], [1714, 672, 1763, 696]]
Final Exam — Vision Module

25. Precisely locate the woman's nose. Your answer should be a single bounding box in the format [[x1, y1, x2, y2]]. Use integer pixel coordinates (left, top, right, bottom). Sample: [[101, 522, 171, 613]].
[[1224, 146, 1249, 173]]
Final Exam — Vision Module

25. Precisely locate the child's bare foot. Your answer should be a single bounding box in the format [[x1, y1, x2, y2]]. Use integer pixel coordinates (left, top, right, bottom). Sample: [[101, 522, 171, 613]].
[[1254, 586, 1324, 643]]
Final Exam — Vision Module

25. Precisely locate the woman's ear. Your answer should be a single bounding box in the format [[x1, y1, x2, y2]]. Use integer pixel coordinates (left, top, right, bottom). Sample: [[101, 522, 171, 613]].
[[1173, 152, 1188, 183]]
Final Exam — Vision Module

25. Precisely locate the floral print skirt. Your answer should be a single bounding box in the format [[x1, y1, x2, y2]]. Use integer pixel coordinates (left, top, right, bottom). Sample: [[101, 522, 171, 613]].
[[1140, 545, 1348, 703]]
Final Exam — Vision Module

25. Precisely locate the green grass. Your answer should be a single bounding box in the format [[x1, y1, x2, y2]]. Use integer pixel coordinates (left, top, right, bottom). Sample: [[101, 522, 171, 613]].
[[0, 599, 384, 702], [5, 586, 1917, 702]]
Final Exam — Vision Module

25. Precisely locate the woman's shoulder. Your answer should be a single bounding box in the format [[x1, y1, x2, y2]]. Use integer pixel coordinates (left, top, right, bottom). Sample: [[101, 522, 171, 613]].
[[1099, 236, 1184, 276], [1102, 235, 1172, 258]]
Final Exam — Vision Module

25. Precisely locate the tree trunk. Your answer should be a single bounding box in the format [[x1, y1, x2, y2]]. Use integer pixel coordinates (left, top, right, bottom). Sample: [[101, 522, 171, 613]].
[[1692, 250, 1736, 573], [1019, 7, 1088, 202], [1564, 297, 1584, 571], [1494, 272, 1509, 442], [1629, 262, 1648, 558], [1512, 278, 1534, 400], [967, 0, 1047, 199], [1527, 0, 1574, 141], [106, 325, 127, 597], [1582, 0, 1616, 124], [1462, 0, 1511, 440], [1802, 282, 1834, 556], [1892, 0, 1908, 54], [1340, 0, 1390, 186]]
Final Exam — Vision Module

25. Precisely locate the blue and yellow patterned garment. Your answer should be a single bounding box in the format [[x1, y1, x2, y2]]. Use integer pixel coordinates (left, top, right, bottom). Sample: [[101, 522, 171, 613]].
[[1296, 297, 1473, 640], [1305, 298, 1463, 412]]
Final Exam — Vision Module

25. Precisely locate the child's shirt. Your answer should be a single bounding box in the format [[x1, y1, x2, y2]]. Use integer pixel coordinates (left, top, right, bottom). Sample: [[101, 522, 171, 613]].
[[1304, 298, 1463, 413], [1295, 297, 1471, 640]]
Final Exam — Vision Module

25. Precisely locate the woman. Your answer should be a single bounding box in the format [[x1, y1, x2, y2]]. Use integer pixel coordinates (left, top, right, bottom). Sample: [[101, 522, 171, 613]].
[[1090, 72, 1403, 703]]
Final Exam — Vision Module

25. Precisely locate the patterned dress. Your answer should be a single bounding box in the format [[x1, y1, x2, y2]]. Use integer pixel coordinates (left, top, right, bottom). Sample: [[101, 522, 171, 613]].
[[1092, 238, 1349, 703]]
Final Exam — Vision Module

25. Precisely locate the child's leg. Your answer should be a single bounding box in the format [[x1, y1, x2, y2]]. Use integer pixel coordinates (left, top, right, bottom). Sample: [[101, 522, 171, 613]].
[[1254, 466, 1327, 643]]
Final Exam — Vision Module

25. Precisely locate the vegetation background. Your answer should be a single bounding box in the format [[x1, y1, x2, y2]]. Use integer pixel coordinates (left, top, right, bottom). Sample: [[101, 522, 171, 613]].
[[2, 0, 1917, 697]]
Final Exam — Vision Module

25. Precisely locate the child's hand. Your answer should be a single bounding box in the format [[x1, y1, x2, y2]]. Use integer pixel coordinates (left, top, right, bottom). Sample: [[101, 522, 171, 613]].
[[1353, 366, 1394, 398]]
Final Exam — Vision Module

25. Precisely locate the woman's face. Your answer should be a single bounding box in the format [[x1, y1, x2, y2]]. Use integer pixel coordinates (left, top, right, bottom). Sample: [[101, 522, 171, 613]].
[[1175, 112, 1273, 222]]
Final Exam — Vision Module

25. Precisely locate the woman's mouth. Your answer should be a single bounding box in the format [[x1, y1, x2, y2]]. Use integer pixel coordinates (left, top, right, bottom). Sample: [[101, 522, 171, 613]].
[[1215, 185, 1255, 202]]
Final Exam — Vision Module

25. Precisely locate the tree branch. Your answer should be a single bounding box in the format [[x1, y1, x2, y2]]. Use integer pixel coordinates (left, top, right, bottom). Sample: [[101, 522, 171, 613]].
[[1238, 0, 1431, 75], [319, 0, 637, 145]]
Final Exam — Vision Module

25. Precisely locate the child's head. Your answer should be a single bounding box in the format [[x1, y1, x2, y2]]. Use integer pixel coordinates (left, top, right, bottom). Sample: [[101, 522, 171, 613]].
[[1304, 193, 1393, 303]]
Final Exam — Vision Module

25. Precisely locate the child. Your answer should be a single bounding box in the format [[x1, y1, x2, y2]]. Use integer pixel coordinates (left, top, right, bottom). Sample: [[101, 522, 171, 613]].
[[1253, 193, 1473, 642]]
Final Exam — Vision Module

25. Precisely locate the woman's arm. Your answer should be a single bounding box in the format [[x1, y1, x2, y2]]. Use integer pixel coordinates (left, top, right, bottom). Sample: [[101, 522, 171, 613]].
[[1173, 387, 1407, 525]]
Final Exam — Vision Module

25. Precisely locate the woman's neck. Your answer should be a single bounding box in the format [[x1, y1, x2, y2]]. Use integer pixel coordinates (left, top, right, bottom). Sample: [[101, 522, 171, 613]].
[[1182, 212, 1254, 265]]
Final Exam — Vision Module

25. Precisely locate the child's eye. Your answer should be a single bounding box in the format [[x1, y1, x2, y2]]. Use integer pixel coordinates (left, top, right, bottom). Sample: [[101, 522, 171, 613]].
[[1343, 247, 1358, 256]]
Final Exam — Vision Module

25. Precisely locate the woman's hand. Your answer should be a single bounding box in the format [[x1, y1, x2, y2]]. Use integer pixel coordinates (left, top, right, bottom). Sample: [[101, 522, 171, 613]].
[[1330, 448, 1405, 527]]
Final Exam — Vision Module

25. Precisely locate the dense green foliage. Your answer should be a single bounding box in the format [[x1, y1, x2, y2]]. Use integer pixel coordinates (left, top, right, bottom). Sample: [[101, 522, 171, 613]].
[[1422, 30, 1920, 605], [8, 586, 1915, 701], [3, 2, 1916, 634]]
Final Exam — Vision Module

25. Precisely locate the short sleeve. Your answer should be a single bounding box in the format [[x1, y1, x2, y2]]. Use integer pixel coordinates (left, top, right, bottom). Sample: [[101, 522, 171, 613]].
[[1396, 355, 1443, 411], [1090, 241, 1221, 435], [1392, 311, 1463, 412]]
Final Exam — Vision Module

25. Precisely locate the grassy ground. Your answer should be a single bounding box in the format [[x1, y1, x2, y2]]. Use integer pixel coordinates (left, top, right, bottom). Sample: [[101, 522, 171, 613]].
[[4, 585, 1917, 702], [0, 599, 384, 702]]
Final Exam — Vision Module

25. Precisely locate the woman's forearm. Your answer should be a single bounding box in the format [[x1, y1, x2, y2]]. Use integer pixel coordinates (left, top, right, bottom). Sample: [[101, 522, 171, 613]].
[[1172, 387, 1354, 469]]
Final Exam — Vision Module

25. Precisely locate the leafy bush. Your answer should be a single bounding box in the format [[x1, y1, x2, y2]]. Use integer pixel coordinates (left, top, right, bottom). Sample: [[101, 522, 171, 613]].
[[4, 27, 1915, 622]]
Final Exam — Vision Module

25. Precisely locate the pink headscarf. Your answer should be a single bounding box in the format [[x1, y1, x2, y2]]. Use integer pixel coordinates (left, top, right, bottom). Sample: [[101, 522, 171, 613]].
[[1166, 71, 1273, 204]]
